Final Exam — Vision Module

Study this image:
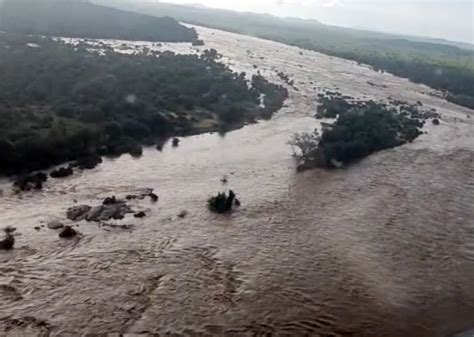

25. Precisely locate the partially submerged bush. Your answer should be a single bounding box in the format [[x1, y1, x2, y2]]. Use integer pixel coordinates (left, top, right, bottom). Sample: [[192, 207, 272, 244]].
[[208, 190, 236, 214]]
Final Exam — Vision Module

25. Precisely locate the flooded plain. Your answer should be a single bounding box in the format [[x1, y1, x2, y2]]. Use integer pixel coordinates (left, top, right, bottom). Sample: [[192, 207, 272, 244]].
[[1, 26, 474, 337]]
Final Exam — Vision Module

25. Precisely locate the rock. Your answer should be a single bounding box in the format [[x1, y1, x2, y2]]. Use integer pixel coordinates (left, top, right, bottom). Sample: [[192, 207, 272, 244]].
[[103, 196, 118, 205], [47, 221, 64, 230], [0, 233, 14, 250], [50, 166, 73, 178], [192, 39, 205, 46], [129, 145, 143, 158], [59, 226, 77, 238], [234, 198, 241, 207], [72, 155, 103, 170], [178, 210, 188, 218], [172, 138, 180, 147], [432, 118, 440, 125], [34, 226, 41, 231], [156, 143, 164, 151], [67, 205, 92, 221], [14, 172, 48, 191], [85, 204, 132, 222], [148, 192, 159, 202], [221, 176, 228, 184], [134, 212, 146, 218]]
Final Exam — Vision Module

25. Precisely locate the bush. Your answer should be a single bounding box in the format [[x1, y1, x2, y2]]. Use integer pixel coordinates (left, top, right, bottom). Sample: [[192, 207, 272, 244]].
[[208, 190, 236, 213]]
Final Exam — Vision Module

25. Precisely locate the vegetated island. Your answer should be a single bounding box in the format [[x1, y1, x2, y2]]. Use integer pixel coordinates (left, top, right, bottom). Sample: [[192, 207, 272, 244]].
[[100, 0, 474, 109], [289, 92, 440, 170], [0, 0, 198, 43], [0, 33, 288, 175]]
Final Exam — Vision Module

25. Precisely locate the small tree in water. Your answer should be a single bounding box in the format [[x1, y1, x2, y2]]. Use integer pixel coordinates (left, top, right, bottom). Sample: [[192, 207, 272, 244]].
[[288, 130, 320, 161], [208, 190, 236, 213]]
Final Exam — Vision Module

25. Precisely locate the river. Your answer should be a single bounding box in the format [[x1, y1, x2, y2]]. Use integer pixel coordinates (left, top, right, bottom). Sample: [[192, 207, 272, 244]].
[[0, 26, 473, 337]]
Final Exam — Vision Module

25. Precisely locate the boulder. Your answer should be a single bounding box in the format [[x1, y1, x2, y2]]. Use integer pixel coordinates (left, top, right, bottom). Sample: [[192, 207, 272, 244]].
[[432, 118, 440, 125], [148, 192, 159, 202], [103, 196, 119, 205], [47, 221, 64, 230], [0, 234, 14, 250], [67, 205, 92, 221], [50, 166, 73, 178], [59, 226, 77, 238], [134, 212, 146, 218], [14, 172, 48, 191]]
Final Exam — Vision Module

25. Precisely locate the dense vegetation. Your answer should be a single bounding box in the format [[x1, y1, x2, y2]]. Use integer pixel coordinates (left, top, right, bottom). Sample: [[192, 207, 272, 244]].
[[0, 0, 198, 42], [0, 33, 288, 175], [290, 95, 438, 169], [99, 0, 474, 109]]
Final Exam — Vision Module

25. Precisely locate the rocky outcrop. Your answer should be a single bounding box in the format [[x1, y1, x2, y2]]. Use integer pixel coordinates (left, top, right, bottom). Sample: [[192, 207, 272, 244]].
[[14, 172, 47, 191], [67, 203, 133, 222], [67, 205, 92, 221], [50, 166, 73, 178]]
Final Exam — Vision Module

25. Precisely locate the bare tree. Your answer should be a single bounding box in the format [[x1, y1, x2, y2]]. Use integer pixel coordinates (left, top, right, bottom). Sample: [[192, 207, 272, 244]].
[[288, 130, 320, 161]]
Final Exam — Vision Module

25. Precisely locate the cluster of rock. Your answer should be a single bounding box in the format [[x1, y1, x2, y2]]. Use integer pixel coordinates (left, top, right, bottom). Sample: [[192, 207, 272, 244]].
[[13, 155, 103, 191], [13, 173, 48, 191], [50, 166, 73, 178]]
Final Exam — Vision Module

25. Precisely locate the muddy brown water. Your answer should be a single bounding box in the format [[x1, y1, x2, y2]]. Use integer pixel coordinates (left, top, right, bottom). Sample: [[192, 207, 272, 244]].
[[1, 26, 473, 337]]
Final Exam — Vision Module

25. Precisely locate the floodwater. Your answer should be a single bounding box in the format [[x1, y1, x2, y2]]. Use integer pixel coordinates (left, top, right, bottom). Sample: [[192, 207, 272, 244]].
[[1, 26, 474, 337]]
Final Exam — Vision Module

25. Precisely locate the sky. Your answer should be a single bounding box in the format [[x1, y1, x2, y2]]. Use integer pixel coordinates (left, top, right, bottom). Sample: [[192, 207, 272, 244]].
[[165, 0, 474, 44]]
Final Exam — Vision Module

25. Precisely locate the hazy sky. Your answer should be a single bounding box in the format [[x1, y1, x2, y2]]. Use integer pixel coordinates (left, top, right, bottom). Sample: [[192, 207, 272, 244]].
[[166, 0, 474, 43]]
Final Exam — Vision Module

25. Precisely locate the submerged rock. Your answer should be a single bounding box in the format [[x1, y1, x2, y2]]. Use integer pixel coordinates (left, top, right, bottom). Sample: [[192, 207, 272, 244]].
[[47, 221, 64, 230], [149, 192, 159, 202], [432, 118, 440, 125], [0, 227, 15, 250], [103, 196, 119, 205], [172, 138, 180, 147], [0, 234, 14, 250], [59, 226, 77, 238], [134, 211, 146, 218]]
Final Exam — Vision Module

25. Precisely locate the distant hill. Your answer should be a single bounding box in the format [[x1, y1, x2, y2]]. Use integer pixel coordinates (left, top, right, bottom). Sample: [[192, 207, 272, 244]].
[[95, 0, 474, 109], [0, 0, 198, 42]]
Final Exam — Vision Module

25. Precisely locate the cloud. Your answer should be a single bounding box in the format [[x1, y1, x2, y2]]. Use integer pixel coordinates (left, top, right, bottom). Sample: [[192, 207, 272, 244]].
[[321, 0, 343, 7]]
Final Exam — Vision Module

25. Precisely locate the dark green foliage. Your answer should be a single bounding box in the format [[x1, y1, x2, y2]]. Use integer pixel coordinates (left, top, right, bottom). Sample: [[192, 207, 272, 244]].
[[292, 97, 428, 169], [208, 190, 236, 214], [0, 33, 286, 174], [102, 0, 474, 109], [0, 0, 198, 42], [320, 102, 424, 166]]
